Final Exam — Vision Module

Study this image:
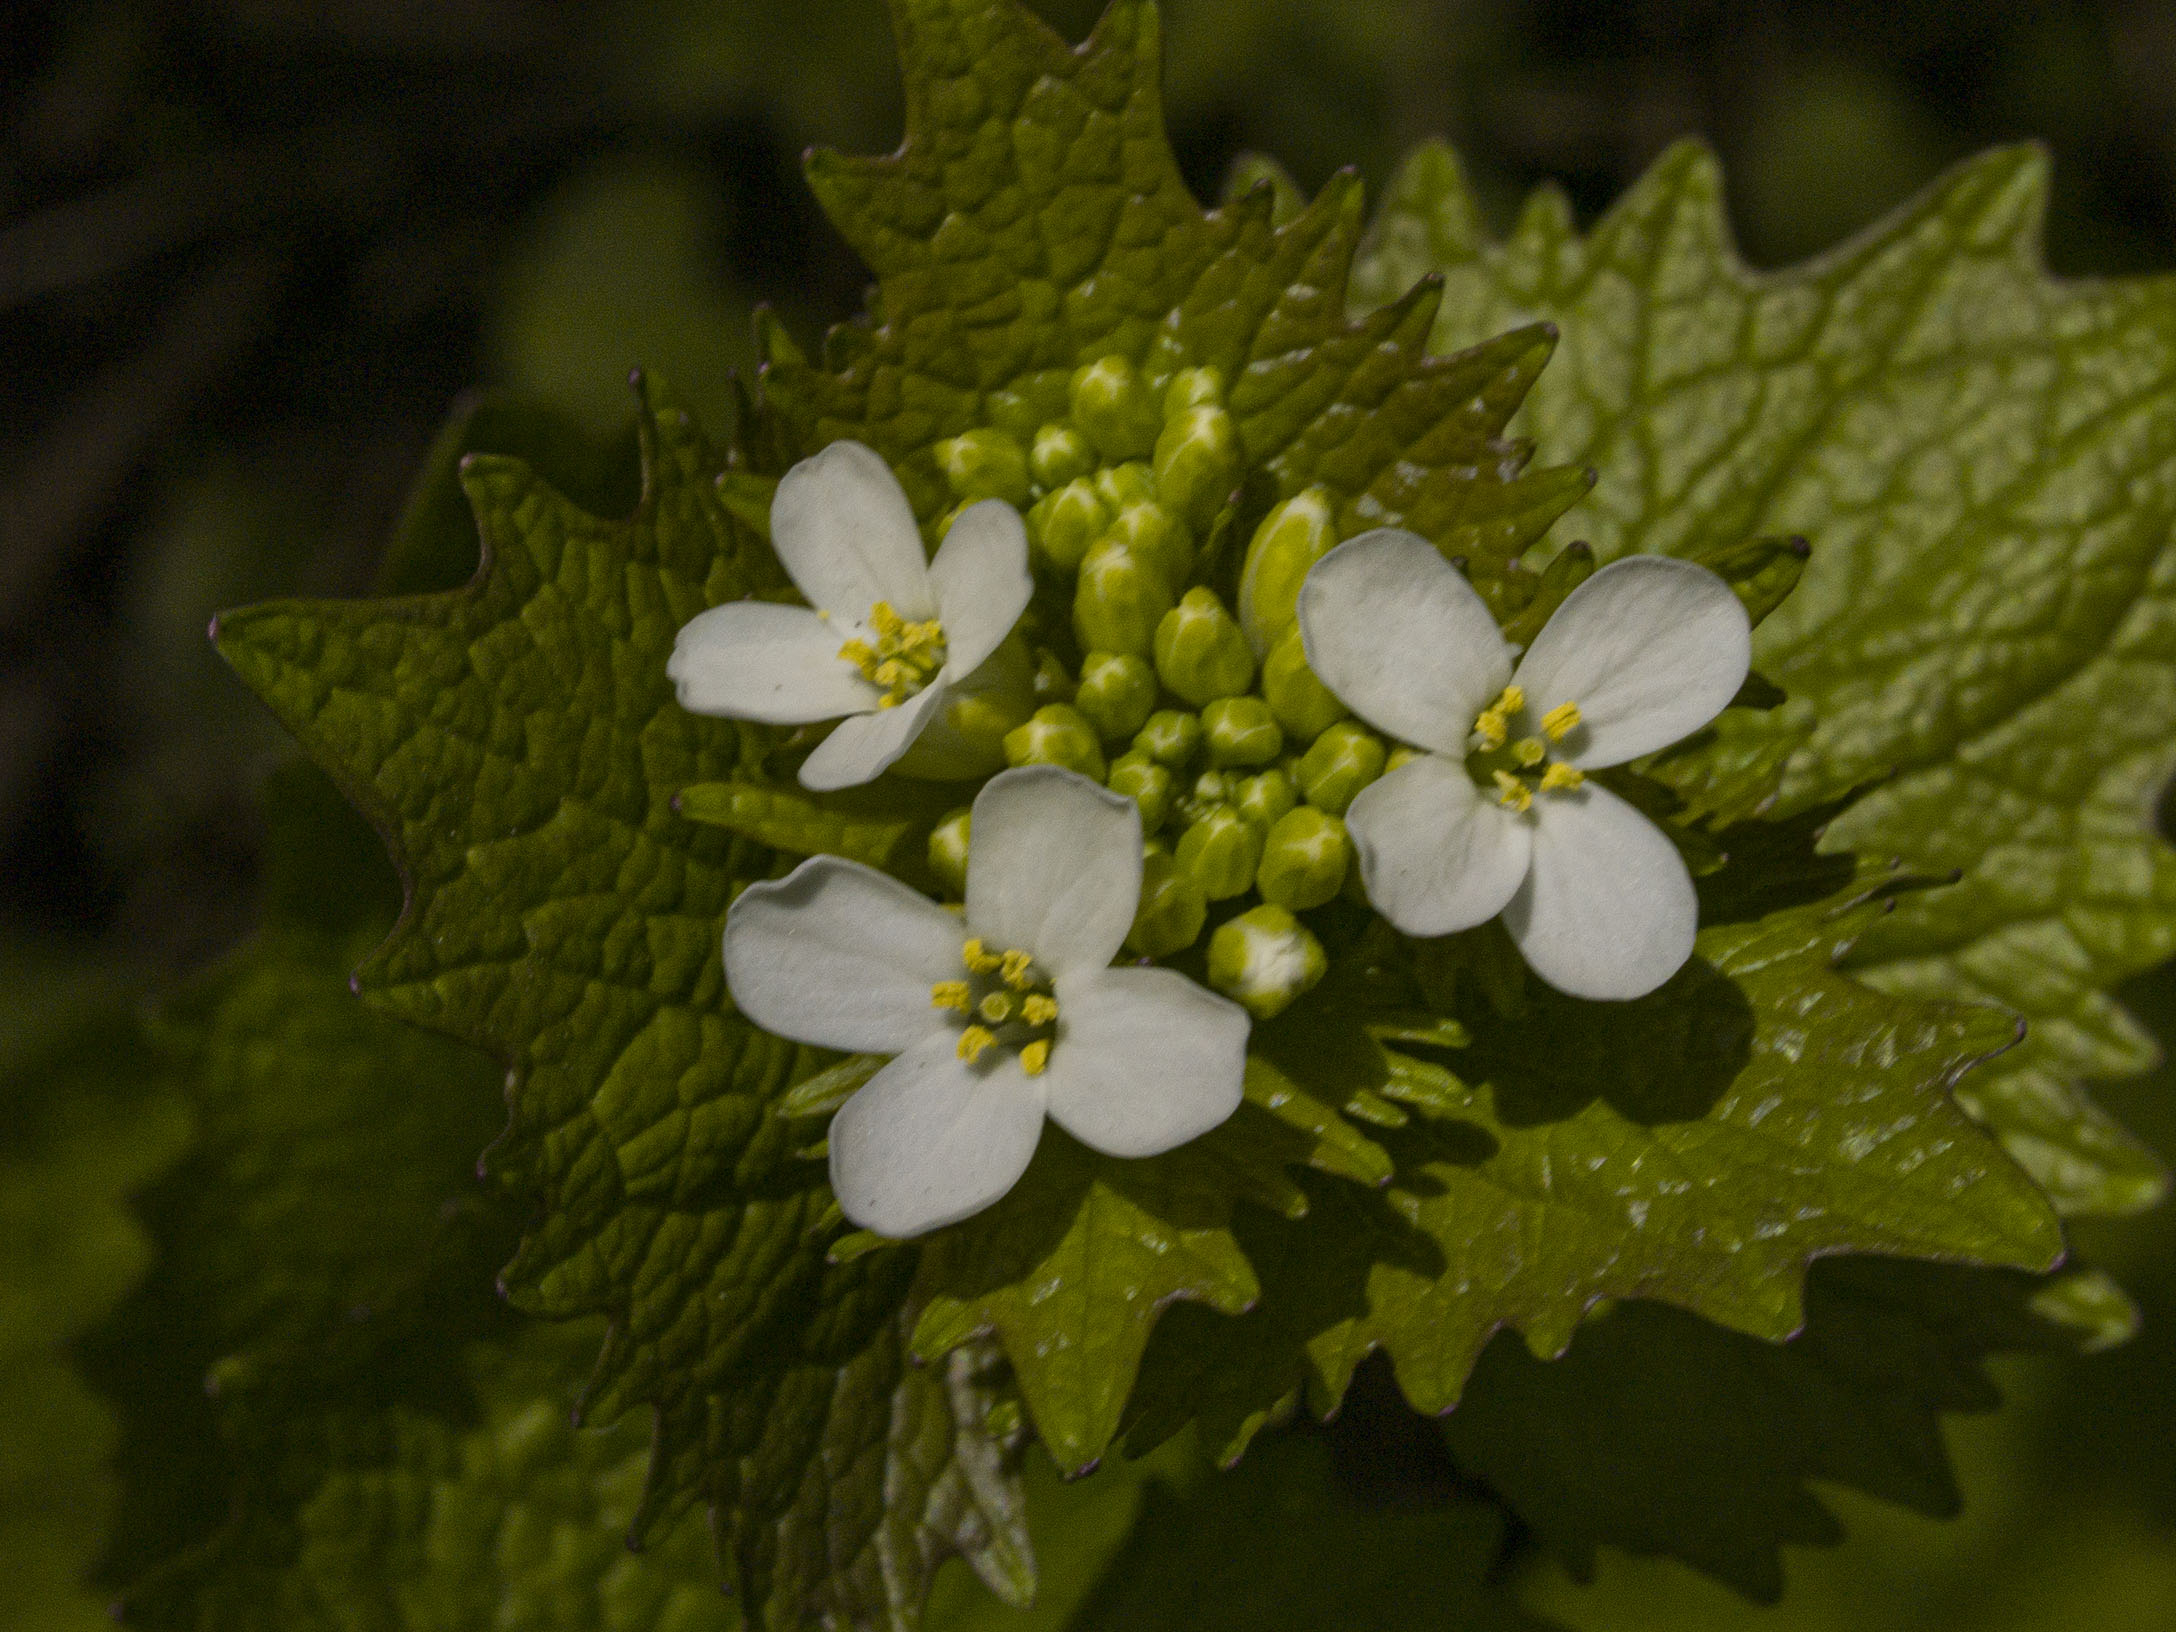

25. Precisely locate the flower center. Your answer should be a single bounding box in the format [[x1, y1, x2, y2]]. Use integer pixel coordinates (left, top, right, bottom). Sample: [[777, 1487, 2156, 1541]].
[[1465, 685, 1584, 813], [838, 601, 948, 709], [930, 937, 1060, 1076]]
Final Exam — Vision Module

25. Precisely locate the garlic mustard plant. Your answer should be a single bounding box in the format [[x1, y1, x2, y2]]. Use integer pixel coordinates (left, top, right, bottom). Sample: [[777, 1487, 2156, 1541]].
[[1297, 530, 1750, 999], [668, 440, 1034, 789], [722, 764, 1249, 1237]]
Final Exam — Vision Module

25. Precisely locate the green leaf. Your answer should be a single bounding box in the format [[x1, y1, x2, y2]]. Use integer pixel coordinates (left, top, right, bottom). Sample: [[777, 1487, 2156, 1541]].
[[1124, 883, 2063, 1461], [1439, 1256, 2094, 1603], [1355, 138, 2176, 1218], [1064, 1433, 1562, 1632], [764, 0, 1588, 584]]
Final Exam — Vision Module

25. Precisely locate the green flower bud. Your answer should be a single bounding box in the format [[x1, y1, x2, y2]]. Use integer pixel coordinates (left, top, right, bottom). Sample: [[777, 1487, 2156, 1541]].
[[1237, 486, 1338, 655], [1162, 365, 1224, 416], [1183, 768, 1233, 820], [1128, 849, 1209, 956], [1134, 708, 1202, 768], [1174, 804, 1262, 901], [1152, 404, 1243, 534], [1256, 806, 1351, 910], [1153, 586, 1255, 706], [928, 807, 972, 896], [1261, 625, 1349, 740], [1030, 423, 1096, 490], [1003, 704, 1107, 781], [1107, 750, 1174, 833], [1070, 356, 1162, 461], [1385, 744, 1424, 774], [1031, 647, 1076, 704], [1202, 695, 1284, 768], [1027, 478, 1111, 575], [933, 428, 1031, 507], [1234, 768, 1298, 831], [1073, 536, 1176, 657], [1207, 904, 1328, 1020], [1109, 500, 1193, 586], [1296, 721, 1388, 814], [1094, 460, 1159, 512], [1075, 651, 1158, 741]]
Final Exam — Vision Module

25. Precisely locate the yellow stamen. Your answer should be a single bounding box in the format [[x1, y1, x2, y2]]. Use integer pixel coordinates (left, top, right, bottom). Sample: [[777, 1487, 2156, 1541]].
[[1493, 769, 1533, 813], [837, 638, 875, 669], [1542, 700, 1582, 741], [1500, 684, 1525, 714], [961, 939, 1003, 975], [999, 949, 1036, 990], [930, 980, 971, 1012], [1539, 761, 1585, 792], [956, 1025, 997, 1063], [1019, 1039, 1051, 1076], [1471, 684, 1527, 752], [1022, 994, 1059, 1027], [1512, 736, 1546, 767], [977, 991, 1016, 1024], [869, 602, 905, 640]]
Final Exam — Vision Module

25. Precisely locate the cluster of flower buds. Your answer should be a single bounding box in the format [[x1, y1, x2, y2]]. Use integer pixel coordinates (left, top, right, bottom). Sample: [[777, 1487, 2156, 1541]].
[[911, 360, 1431, 1019]]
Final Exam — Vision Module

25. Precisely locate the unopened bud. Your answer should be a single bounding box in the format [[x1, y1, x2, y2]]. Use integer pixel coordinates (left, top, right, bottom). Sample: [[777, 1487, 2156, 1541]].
[[1075, 651, 1158, 741], [1175, 804, 1263, 900], [1295, 722, 1387, 814], [1027, 478, 1111, 575], [1256, 807, 1351, 910], [1107, 751, 1174, 833], [1207, 904, 1328, 1020], [1030, 423, 1096, 491], [1003, 704, 1107, 781], [934, 428, 1031, 508], [1134, 708, 1203, 768], [928, 807, 972, 896], [1154, 586, 1255, 706], [1237, 487, 1338, 654], [1070, 356, 1162, 462], [1162, 365, 1224, 416], [1261, 626, 1349, 740], [1128, 849, 1209, 956], [1074, 537, 1176, 657], [1094, 460, 1159, 513], [1234, 768, 1298, 831], [1108, 500, 1193, 586], [1153, 404, 1243, 533], [1202, 695, 1284, 768]]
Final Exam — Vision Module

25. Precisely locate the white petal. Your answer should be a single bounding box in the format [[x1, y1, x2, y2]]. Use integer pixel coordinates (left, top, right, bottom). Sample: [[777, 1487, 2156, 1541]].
[[797, 681, 949, 791], [965, 767, 1142, 975], [667, 601, 880, 724], [929, 499, 1033, 677], [771, 441, 936, 621], [1345, 754, 1532, 937], [1042, 967, 1248, 1158], [1296, 530, 1513, 755], [828, 1030, 1048, 1237], [723, 855, 965, 1051], [1510, 556, 1751, 769], [1503, 780, 1698, 1001]]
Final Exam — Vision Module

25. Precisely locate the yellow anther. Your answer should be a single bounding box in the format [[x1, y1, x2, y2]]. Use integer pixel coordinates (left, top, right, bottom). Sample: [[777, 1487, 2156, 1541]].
[[1493, 769, 1533, 813], [1539, 761, 1586, 792], [962, 939, 1003, 975], [930, 980, 971, 1012], [956, 1025, 997, 1063], [1019, 1039, 1051, 1076], [1542, 700, 1582, 741], [1022, 994, 1059, 1027], [978, 991, 1017, 1024], [1512, 736, 1546, 767], [1471, 685, 1527, 752], [837, 638, 876, 670], [999, 949, 1037, 990], [1500, 684, 1526, 714], [868, 602, 905, 639]]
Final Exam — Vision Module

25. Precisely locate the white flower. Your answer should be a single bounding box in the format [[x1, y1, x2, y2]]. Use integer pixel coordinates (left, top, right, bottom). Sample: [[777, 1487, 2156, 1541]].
[[723, 765, 1250, 1237], [1296, 531, 1751, 1001], [668, 440, 1033, 790]]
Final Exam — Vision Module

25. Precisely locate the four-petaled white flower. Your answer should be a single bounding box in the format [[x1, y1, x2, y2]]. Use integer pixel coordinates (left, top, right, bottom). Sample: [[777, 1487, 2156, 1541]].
[[669, 440, 1033, 790], [723, 765, 1250, 1237], [1297, 531, 1751, 1000]]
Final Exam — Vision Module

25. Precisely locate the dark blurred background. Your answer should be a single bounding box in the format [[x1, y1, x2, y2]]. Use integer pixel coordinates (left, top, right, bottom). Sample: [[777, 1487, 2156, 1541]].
[[4, 2, 2174, 1624]]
